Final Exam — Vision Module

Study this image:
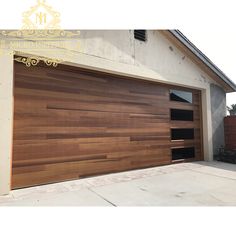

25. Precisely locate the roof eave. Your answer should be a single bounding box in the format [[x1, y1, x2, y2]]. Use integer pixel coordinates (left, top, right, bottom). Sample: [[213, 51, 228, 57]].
[[169, 30, 236, 93]]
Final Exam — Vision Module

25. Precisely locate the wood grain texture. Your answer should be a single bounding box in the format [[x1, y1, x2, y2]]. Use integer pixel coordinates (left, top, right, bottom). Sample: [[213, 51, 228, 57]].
[[12, 62, 202, 189]]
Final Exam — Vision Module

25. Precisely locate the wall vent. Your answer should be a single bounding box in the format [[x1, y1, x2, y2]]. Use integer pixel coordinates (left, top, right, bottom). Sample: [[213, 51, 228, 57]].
[[134, 30, 147, 42]]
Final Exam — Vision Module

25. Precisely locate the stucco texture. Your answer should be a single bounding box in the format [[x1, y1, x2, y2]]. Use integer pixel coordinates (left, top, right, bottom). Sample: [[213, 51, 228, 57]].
[[210, 83, 226, 156]]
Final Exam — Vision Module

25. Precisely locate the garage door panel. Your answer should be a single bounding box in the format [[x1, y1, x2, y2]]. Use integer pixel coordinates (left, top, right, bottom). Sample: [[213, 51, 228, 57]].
[[15, 95, 170, 116], [14, 134, 170, 147], [15, 75, 170, 105], [14, 126, 170, 141], [12, 116, 170, 130], [13, 148, 171, 168], [15, 79, 82, 95], [16, 85, 169, 107], [14, 100, 170, 124], [12, 155, 171, 189], [12, 62, 202, 189], [13, 154, 108, 168], [13, 139, 171, 162]]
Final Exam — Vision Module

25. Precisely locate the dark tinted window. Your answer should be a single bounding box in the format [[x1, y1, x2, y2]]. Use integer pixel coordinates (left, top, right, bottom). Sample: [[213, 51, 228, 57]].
[[172, 147, 195, 160], [171, 129, 194, 140], [170, 89, 193, 103], [171, 109, 193, 121]]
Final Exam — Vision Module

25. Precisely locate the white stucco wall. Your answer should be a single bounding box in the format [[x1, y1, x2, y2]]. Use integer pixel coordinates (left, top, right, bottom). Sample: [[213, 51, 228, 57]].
[[0, 30, 219, 195], [0, 51, 13, 195], [72, 30, 218, 90]]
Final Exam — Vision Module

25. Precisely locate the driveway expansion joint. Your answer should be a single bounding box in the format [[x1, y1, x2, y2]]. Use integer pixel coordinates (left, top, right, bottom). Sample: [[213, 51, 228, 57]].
[[88, 188, 117, 207]]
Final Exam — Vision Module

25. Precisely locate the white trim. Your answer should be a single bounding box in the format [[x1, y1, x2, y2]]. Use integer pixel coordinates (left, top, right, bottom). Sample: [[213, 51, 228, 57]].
[[0, 52, 13, 195], [201, 88, 213, 161]]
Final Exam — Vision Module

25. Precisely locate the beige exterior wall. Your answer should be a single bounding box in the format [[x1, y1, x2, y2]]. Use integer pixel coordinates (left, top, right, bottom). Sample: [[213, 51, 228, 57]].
[[0, 51, 13, 195], [0, 30, 219, 195]]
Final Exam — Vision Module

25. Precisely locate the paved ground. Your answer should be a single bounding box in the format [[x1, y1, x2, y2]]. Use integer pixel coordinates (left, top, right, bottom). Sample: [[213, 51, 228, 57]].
[[1, 161, 236, 206]]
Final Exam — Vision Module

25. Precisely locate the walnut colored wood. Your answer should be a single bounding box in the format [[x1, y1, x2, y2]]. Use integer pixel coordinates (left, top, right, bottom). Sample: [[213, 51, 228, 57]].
[[12, 62, 203, 189]]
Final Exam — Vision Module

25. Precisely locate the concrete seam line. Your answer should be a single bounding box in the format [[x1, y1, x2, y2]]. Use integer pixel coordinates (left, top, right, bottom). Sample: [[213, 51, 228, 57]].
[[88, 188, 117, 207]]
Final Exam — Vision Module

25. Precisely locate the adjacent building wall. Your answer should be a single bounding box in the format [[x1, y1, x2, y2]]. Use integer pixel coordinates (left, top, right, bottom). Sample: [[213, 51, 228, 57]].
[[210, 83, 226, 156]]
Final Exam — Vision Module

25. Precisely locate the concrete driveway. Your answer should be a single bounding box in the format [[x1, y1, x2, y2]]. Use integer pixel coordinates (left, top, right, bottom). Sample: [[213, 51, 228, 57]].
[[1, 161, 236, 206]]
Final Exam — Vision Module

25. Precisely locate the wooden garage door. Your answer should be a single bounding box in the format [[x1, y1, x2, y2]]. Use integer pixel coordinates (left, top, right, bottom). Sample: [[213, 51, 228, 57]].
[[12, 62, 203, 189]]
